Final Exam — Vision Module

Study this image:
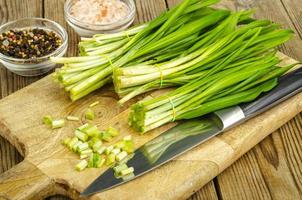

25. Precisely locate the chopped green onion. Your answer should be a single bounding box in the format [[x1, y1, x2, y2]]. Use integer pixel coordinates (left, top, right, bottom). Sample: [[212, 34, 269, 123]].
[[105, 145, 114, 155], [92, 141, 103, 152], [111, 148, 121, 155], [43, 115, 52, 126], [96, 146, 106, 155], [85, 108, 95, 120], [67, 116, 80, 121], [106, 126, 120, 137], [75, 160, 88, 171], [122, 140, 135, 153], [72, 141, 83, 152], [80, 154, 89, 159], [78, 123, 90, 131], [85, 125, 100, 137], [77, 142, 89, 152], [89, 101, 100, 108], [68, 137, 79, 149], [114, 141, 125, 149], [75, 130, 88, 142], [123, 135, 132, 141], [113, 164, 128, 174], [51, 119, 65, 129], [96, 157, 106, 168], [88, 137, 101, 147], [80, 149, 93, 155], [116, 151, 128, 162], [120, 167, 134, 176], [101, 131, 113, 142], [106, 153, 116, 166]]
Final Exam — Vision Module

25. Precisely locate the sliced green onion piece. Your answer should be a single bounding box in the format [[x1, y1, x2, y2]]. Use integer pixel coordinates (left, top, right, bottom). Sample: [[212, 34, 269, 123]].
[[67, 116, 80, 121], [52, 119, 65, 129], [85, 108, 95, 120], [111, 148, 121, 155], [75, 130, 88, 142], [97, 146, 106, 155], [80, 154, 89, 159], [85, 125, 100, 137], [113, 164, 128, 174], [43, 115, 52, 126], [106, 126, 120, 137], [122, 140, 135, 153], [96, 157, 106, 168], [106, 153, 116, 166], [93, 141, 103, 152], [122, 172, 135, 181], [101, 132, 113, 142], [88, 137, 101, 147], [116, 151, 128, 162], [120, 167, 134, 176], [68, 137, 79, 149], [123, 135, 132, 141], [80, 149, 93, 155], [89, 101, 100, 108], [78, 123, 90, 131], [114, 141, 125, 149], [77, 142, 89, 152], [105, 145, 114, 155], [72, 141, 83, 152], [75, 160, 88, 171]]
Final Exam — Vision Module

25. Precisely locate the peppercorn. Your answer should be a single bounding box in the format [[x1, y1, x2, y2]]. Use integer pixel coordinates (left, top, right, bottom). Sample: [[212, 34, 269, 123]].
[[0, 28, 62, 59]]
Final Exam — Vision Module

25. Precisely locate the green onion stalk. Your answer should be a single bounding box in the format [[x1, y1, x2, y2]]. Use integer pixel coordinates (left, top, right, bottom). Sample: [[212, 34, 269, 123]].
[[51, 0, 230, 101]]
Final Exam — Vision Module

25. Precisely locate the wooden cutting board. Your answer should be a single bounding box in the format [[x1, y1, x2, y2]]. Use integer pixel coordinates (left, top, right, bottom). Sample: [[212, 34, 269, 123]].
[[0, 52, 301, 200]]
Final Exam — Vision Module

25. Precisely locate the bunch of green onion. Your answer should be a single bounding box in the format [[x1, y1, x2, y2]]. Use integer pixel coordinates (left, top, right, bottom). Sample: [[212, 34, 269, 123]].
[[51, 0, 233, 101], [129, 58, 297, 132]]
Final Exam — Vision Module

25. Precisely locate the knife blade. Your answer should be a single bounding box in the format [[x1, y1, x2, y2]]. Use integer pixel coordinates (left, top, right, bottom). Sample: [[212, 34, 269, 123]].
[[82, 67, 302, 197]]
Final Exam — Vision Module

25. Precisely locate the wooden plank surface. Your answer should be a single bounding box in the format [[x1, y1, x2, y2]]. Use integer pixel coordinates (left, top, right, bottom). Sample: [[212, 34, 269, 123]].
[[0, 0, 301, 200]]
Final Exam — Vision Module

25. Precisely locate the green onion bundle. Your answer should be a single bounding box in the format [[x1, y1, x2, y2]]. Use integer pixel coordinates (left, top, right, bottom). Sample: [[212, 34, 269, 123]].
[[51, 0, 232, 101], [129, 57, 297, 133]]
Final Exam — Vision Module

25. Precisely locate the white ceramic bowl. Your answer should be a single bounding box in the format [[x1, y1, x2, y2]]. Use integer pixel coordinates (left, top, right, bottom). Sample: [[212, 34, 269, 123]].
[[64, 0, 136, 37], [0, 18, 68, 77]]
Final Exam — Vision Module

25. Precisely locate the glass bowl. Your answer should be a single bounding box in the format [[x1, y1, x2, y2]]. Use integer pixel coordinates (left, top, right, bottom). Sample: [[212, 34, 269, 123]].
[[0, 18, 68, 77], [64, 0, 136, 37]]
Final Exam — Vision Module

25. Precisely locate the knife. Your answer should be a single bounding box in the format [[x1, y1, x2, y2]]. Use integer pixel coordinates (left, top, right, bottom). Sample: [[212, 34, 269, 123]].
[[82, 67, 302, 196]]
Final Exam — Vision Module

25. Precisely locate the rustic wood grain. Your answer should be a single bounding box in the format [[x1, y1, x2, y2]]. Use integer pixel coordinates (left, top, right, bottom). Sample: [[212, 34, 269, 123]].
[[0, 0, 302, 200]]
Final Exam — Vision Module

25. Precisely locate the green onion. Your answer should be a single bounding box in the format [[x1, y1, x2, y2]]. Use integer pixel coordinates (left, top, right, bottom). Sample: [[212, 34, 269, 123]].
[[75, 160, 88, 171], [106, 153, 116, 166], [120, 167, 134, 176], [67, 116, 80, 121], [75, 130, 88, 142], [80, 149, 93, 156], [89, 101, 100, 108], [96, 146, 106, 155], [51, 119, 65, 129], [77, 142, 89, 152], [111, 148, 121, 155], [43, 115, 52, 126], [101, 132, 113, 142], [105, 146, 114, 155], [68, 137, 78, 149], [106, 126, 120, 137], [116, 151, 128, 162], [92, 141, 103, 152], [85, 108, 95, 120]]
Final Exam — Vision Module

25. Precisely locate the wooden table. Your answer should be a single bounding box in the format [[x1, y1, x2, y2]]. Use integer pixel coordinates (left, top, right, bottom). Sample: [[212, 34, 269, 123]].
[[0, 0, 301, 199]]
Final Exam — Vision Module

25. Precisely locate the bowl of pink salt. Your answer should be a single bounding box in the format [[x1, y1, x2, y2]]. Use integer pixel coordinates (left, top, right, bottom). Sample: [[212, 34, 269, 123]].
[[64, 0, 136, 37]]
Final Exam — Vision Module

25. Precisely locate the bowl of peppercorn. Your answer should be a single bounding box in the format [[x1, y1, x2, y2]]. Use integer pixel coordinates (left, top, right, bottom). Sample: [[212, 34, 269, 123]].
[[0, 18, 68, 76]]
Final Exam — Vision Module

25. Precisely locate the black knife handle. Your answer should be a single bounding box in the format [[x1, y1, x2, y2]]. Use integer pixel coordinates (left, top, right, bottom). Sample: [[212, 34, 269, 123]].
[[241, 67, 302, 118]]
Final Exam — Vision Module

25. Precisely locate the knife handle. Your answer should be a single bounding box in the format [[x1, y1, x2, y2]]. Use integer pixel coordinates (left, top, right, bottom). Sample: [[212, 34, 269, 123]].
[[241, 67, 302, 118]]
